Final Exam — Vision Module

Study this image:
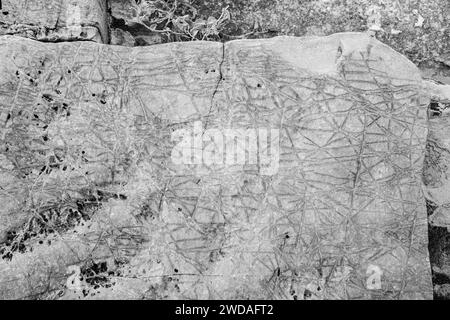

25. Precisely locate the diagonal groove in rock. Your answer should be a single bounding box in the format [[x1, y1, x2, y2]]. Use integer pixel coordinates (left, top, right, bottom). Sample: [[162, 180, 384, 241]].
[[206, 42, 225, 131], [0, 32, 447, 299]]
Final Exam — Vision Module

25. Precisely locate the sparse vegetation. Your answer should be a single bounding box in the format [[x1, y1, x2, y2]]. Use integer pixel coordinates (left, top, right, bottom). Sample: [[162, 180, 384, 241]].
[[128, 0, 231, 41]]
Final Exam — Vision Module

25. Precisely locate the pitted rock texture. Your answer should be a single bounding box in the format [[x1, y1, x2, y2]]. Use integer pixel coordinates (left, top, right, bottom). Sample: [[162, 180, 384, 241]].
[[0, 0, 109, 43], [0, 33, 438, 299]]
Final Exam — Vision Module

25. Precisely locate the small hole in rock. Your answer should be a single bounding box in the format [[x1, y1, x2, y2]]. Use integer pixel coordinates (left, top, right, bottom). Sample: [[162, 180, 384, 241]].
[[304, 289, 312, 299]]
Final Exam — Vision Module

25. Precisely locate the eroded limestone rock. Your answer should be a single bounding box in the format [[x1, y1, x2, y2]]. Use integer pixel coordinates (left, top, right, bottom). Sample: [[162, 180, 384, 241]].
[[0, 0, 109, 43], [0, 32, 443, 299]]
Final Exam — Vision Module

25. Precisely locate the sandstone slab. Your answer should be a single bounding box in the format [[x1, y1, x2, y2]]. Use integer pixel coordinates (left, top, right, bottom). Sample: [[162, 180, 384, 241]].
[[0, 33, 443, 299]]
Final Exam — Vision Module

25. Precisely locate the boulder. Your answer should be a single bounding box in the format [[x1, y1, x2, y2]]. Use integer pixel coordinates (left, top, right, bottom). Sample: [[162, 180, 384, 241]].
[[0, 32, 443, 299]]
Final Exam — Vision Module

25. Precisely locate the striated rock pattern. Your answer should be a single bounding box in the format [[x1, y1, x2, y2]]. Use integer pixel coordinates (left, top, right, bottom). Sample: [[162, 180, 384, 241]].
[[0, 32, 441, 299], [0, 0, 109, 43]]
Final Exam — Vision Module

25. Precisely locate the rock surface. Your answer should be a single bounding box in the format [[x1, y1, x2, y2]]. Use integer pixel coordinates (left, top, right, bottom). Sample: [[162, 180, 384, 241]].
[[0, 32, 441, 299], [0, 0, 109, 43]]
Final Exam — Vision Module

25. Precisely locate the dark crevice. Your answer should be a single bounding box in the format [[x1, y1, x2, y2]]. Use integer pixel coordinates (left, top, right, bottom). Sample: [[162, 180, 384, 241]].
[[110, 17, 161, 46], [211, 43, 226, 101], [429, 101, 442, 118], [427, 199, 450, 299], [110, 17, 151, 36], [37, 36, 103, 44], [429, 100, 450, 119], [204, 42, 226, 131]]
